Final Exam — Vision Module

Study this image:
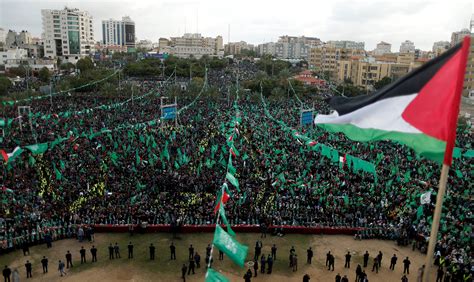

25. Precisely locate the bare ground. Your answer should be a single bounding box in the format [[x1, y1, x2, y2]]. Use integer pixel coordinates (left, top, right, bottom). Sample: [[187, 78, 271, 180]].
[[1, 233, 436, 282]]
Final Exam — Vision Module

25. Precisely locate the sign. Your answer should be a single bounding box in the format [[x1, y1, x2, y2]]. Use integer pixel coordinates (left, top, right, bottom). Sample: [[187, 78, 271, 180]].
[[161, 105, 177, 120], [301, 110, 313, 126]]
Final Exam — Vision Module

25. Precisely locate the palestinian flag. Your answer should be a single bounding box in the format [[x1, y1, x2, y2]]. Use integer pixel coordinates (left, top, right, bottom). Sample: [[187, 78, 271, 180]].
[[315, 37, 471, 165], [1, 147, 24, 164]]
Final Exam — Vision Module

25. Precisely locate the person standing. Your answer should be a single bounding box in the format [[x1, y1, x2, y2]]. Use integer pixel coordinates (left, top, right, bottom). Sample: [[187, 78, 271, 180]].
[[194, 252, 200, 268], [11, 269, 19, 282], [114, 242, 121, 258], [187, 258, 195, 275], [254, 242, 262, 260], [271, 244, 277, 260], [356, 264, 362, 281], [303, 274, 310, 282], [3, 266, 11, 282], [181, 264, 187, 282], [341, 275, 349, 282], [244, 269, 252, 282], [22, 241, 30, 256], [344, 251, 351, 268], [335, 273, 341, 282], [307, 247, 313, 264], [66, 251, 73, 268], [403, 257, 411, 274], [260, 254, 266, 274], [58, 260, 66, 277], [436, 267, 444, 282], [292, 254, 298, 272], [24, 260, 32, 278], [206, 244, 211, 258], [91, 245, 97, 262], [108, 244, 114, 259], [127, 242, 134, 259], [189, 244, 194, 260], [267, 255, 273, 274], [170, 242, 176, 260], [41, 256, 48, 273], [372, 257, 379, 273], [377, 251, 383, 268], [390, 254, 398, 270], [417, 265, 425, 282], [328, 254, 335, 271], [149, 243, 155, 260], [326, 251, 332, 267], [363, 251, 369, 268], [219, 250, 224, 260], [401, 275, 408, 282], [253, 259, 258, 277], [80, 246, 86, 264]]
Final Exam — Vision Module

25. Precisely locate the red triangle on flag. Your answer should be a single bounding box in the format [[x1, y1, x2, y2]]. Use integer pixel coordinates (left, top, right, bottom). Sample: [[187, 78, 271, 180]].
[[0, 150, 8, 163], [213, 191, 230, 214]]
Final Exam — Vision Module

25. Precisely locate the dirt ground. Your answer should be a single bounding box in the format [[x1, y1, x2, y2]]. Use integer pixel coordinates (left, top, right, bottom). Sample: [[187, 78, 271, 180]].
[[1, 233, 437, 282]]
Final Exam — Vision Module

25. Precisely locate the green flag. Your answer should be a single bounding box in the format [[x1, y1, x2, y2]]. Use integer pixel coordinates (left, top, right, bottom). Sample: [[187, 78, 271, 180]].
[[162, 142, 170, 161], [25, 143, 48, 155], [205, 268, 229, 282], [226, 173, 239, 191], [213, 225, 248, 267], [219, 204, 236, 237]]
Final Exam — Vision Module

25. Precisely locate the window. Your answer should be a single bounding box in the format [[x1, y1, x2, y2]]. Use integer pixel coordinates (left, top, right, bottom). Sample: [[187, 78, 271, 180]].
[[53, 20, 60, 23]]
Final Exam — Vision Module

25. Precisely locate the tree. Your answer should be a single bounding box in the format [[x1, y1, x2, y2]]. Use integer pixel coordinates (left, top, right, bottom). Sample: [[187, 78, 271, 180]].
[[38, 67, 51, 83], [60, 62, 75, 71], [0, 76, 12, 96], [374, 76, 392, 90], [76, 57, 94, 73]]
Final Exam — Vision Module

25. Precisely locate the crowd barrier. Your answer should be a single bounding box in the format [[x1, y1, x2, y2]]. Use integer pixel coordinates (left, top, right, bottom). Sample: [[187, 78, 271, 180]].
[[92, 224, 362, 235]]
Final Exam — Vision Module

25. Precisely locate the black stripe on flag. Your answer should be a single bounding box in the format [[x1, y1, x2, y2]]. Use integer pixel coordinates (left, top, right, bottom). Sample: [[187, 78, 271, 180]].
[[328, 42, 462, 116]]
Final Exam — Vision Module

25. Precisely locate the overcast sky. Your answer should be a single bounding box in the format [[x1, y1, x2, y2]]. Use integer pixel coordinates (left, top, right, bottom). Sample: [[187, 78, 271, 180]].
[[0, 0, 472, 50]]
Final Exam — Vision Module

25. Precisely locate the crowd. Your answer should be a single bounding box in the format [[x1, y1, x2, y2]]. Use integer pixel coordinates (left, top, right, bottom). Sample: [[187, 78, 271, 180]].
[[0, 61, 472, 281]]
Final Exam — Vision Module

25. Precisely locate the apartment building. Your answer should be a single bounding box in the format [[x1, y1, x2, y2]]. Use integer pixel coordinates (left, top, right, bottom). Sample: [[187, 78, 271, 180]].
[[42, 7, 95, 63], [102, 16, 135, 48]]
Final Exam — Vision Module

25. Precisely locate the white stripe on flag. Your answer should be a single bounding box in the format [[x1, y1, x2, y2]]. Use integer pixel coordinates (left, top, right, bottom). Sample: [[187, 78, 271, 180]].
[[315, 94, 422, 134]]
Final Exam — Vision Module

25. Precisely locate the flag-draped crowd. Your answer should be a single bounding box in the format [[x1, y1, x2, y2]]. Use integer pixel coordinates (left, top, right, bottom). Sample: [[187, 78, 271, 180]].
[[0, 61, 472, 279]]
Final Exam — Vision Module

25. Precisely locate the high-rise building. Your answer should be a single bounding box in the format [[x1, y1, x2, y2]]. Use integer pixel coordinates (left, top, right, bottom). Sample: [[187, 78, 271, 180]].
[[399, 40, 415, 53], [451, 28, 471, 46], [432, 41, 450, 54], [309, 45, 365, 79], [257, 35, 321, 59], [224, 41, 254, 55], [326, 40, 365, 50], [0, 28, 6, 46], [102, 16, 135, 48], [373, 41, 391, 55], [5, 30, 32, 48], [463, 35, 474, 97], [42, 7, 95, 63], [336, 57, 411, 89]]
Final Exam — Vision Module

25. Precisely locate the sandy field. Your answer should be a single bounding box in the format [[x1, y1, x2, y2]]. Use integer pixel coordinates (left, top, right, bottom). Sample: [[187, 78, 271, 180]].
[[0, 232, 436, 282]]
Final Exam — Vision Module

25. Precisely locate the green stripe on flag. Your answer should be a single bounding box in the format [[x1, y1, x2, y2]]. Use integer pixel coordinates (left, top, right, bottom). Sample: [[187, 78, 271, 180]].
[[318, 123, 446, 163]]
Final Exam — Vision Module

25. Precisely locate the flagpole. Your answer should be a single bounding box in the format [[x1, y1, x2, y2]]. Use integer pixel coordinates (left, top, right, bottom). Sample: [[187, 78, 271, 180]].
[[422, 164, 449, 282], [423, 36, 470, 282]]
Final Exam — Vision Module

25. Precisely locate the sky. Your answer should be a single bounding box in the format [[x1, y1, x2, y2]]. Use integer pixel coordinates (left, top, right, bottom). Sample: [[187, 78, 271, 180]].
[[0, 0, 473, 51]]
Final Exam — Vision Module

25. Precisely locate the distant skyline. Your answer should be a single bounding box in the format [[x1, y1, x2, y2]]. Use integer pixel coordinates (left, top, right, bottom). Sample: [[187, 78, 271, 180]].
[[0, 0, 473, 50]]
